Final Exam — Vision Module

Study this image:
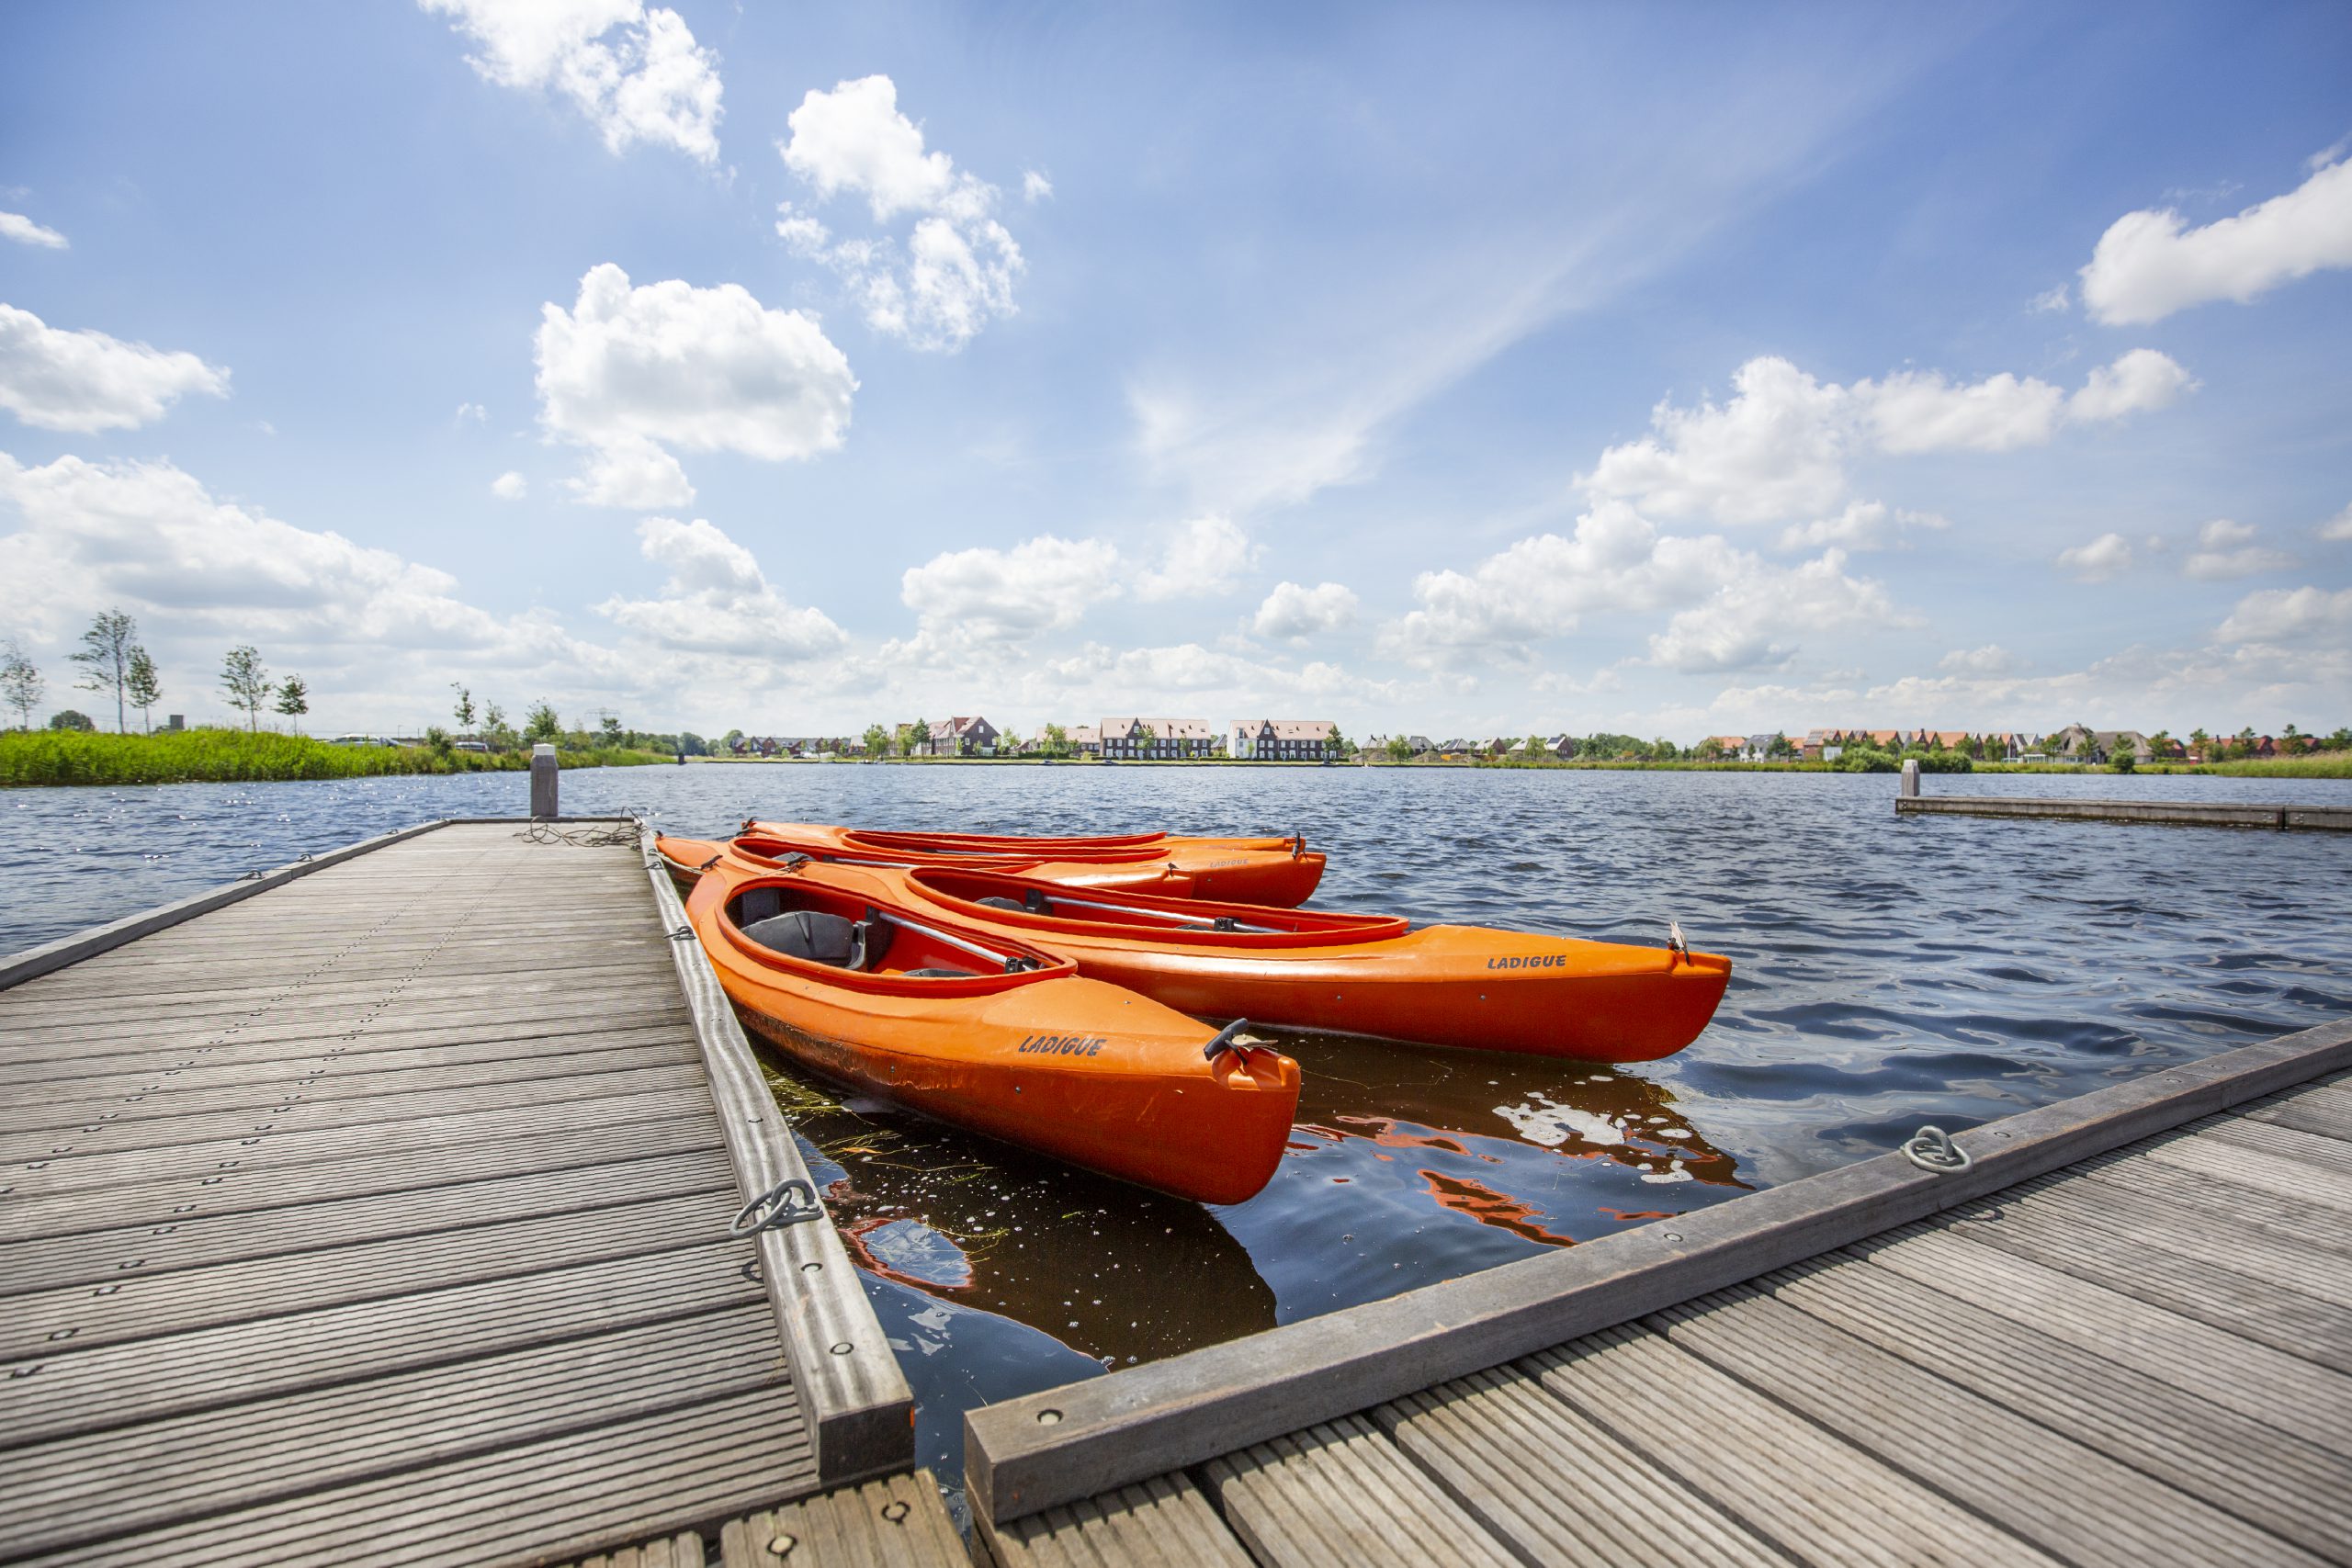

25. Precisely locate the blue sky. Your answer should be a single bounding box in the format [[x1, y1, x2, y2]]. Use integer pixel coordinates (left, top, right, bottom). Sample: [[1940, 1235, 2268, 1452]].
[[3, 1, 2347, 739]]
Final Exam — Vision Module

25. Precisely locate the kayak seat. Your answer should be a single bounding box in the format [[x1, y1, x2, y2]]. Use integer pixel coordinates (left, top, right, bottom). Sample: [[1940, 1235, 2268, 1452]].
[[977, 896, 1025, 911], [741, 909, 867, 969], [903, 966, 974, 978]]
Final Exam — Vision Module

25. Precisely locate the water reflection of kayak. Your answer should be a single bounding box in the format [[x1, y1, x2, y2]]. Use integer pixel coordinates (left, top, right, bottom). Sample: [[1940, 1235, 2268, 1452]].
[[686, 854, 1300, 1205], [744, 820, 1329, 908], [662, 835, 1729, 1063], [1278, 1029, 1748, 1196], [771, 1066, 1281, 1369]]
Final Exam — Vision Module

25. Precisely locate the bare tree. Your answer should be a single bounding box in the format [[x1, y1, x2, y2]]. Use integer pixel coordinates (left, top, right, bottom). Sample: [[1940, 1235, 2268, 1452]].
[[126, 646, 162, 733], [220, 645, 273, 732], [0, 637, 42, 730], [70, 609, 138, 732]]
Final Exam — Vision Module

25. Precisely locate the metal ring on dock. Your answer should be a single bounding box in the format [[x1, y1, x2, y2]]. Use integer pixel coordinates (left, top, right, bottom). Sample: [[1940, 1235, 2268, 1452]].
[[729, 1177, 824, 1236], [1901, 1124, 1973, 1173]]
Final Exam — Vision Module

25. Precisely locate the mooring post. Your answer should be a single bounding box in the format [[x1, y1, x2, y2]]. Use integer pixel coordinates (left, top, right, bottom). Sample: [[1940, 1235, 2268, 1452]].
[[530, 742, 559, 818], [1900, 758, 1920, 799]]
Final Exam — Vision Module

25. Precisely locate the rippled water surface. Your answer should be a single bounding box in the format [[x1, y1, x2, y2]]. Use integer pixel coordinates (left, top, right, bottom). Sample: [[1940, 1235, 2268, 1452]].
[[7, 762, 2351, 1512]]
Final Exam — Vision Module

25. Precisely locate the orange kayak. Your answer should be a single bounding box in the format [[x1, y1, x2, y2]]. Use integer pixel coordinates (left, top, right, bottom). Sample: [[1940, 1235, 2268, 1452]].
[[685, 855, 1300, 1205], [662, 838, 1730, 1062], [744, 820, 1327, 908]]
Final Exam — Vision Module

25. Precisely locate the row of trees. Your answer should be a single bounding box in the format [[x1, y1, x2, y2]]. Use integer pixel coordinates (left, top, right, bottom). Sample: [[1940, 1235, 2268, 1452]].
[[2, 612, 306, 733]]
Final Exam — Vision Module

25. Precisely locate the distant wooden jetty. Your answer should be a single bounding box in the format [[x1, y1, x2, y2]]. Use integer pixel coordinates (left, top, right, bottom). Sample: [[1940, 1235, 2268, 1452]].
[[1893, 757, 2352, 829], [6, 805, 2346, 1565]]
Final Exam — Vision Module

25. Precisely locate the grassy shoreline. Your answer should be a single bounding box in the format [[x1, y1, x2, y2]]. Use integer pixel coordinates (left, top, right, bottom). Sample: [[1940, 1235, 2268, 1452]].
[[741, 753, 2352, 779], [0, 728, 672, 787]]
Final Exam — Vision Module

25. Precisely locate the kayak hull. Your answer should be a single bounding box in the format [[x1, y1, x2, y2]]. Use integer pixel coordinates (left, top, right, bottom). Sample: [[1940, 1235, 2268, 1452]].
[[749, 821, 1327, 908], [687, 860, 1300, 1205], [667, 842, 1730, 1062]]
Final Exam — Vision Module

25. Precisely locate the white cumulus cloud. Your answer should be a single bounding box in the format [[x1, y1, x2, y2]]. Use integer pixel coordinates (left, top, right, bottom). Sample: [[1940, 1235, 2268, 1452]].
[[1022, 170, 1053, 203], [2183, 518, 2293, 581], [0, 303, 230, 433], [491, 470, 528, 500], [1253, 581, 1359, 642], [1939, 644, 2022, 675], [419, 0, 721, 163], [2067, 347, 2199, 423], [2216, 584, 2352, 646], [2319, 503, 2352, 543], [2057, 532, 2134, 581], [1582, 350, 2193, 527], [1776, 502, 1946, 553], [0, 212, 68, 250], [596, 516, 845, 658], [776, 76, 1023, 352], [534, 263, 855, 506], [1645, 549, 1898, 673], [1135, 514, 1260, 601], [899, 534, 1121, 642], [2080, 153, 2352, 324]]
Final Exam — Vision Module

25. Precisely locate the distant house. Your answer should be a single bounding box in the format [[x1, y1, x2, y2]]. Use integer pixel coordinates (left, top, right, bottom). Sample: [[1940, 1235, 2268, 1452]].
[[1066, 724, 1101, 758], [1102, 717, 1216, 760], [1229, 719, 1338, 761], [920, 716, 999, 757], [1742, 734, 1775, 762], [2090, 729, 2153, 765]]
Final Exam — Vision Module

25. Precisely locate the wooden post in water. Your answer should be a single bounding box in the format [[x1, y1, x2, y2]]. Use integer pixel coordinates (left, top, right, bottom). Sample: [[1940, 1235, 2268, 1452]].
[[1900, 757, 1920, 799], [530, 742, 559, 818]]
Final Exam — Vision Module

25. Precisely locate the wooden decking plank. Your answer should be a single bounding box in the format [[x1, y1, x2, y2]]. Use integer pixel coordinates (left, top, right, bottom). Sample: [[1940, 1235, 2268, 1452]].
[[2253, 1094, 2352, 1141], [2143, 1128, 2352, 1210], [1937, 1195, 2352, 1369], [19, 1382, 816, 1568], [2198, 1113, 2352, 1175], [0, 1145, 734, 1295], [0, 1021, 695, 1103], [1373, 1365, 1788, 1566], [1531, 1325, 2057, 1567], [13, 949, 674, 1002], [0, 991, 686, 1081], [1653, 1287, 2328, 1567], [1200, 1413, 1520, 1567], [715, 1471, 964, 1567], [2068, 1146, 2352, 1255], [0, 1033, 694, 1134], [1857, 1225, 2352, 1450], [0, 1224, 763, 1448], [0, 1186, 741, 1358], [1985, 1167, 2352, 1297], [0, 1090, 719, 1240], [4, 1062, 710, 1190], [564, 1532, 706, 1568], [978, 1472, 1251, 1568], [1762, 1252, 2352, 1558], [2, 1306, 780, 1560]]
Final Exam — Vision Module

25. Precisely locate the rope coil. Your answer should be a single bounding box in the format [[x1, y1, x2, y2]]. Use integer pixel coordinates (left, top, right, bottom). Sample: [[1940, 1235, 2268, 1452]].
[[1901, 1124, 1973, 1173], [730, 1178, 825, 1236]]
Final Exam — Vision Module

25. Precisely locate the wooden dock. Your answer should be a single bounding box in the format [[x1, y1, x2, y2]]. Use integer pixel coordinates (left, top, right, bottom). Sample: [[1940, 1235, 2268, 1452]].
[[0, 818, 944, 1566], [966, 1024, 2352, 1566], [1895, 794, 2352, 830]]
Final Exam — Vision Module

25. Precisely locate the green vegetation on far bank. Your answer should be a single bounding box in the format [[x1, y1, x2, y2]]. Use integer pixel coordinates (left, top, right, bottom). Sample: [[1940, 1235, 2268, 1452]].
[[0, 727, 673, 787]]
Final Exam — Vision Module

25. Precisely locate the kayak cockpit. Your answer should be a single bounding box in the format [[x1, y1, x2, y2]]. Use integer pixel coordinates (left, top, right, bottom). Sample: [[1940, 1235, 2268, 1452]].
[[719, 879, 1073, 988], [901, 867, 1412, 948]]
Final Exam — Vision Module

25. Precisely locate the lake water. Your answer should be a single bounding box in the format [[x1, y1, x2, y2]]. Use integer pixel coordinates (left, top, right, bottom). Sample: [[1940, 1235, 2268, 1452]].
[[7, 761, 2351, 1517]]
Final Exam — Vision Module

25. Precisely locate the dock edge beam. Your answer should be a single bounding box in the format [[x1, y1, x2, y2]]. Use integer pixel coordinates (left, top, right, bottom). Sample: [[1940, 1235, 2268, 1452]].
[[964, 1020, 2352, 1526], [637, 823, 915, 1486]]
